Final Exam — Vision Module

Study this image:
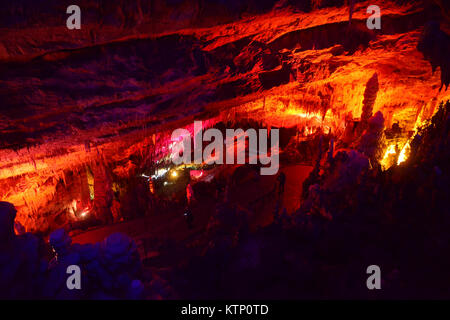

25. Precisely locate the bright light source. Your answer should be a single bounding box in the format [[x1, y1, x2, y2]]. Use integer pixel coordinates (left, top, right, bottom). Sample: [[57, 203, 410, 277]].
[[397, 142, 410, 165], [151, 168, 168, 179], [79, 208, 89, 218], [171, 170, 178, 178]]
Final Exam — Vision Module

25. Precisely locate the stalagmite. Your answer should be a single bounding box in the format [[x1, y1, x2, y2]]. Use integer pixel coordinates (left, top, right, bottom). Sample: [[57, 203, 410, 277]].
[[361, 73, 379, 127]]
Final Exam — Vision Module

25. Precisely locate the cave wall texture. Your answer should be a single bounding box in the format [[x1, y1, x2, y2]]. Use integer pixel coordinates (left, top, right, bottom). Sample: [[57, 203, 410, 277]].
[[0, 0, 449, 233]]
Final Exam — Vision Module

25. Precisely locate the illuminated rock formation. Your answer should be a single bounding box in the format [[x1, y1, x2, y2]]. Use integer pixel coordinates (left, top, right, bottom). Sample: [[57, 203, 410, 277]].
[[0, 0, 449, 232]]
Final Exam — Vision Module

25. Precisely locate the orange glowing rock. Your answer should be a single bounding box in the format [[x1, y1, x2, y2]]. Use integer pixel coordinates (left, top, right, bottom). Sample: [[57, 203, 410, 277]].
[[0, 0, 449, 232]]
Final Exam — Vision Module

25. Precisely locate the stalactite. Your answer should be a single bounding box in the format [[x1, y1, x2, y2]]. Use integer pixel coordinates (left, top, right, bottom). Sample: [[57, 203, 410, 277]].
[[62, 171, 67, 188], [327, 138, 334, 163], [417, 21, 450, 91]]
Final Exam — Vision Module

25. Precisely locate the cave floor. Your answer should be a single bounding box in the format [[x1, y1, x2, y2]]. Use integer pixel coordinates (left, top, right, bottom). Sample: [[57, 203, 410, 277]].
[[71, 164, 313, 267]]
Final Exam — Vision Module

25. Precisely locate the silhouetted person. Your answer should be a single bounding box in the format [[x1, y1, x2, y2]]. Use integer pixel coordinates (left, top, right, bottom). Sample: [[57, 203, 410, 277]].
[[184, 207, 194, 230], [277, 171, 286, 196]]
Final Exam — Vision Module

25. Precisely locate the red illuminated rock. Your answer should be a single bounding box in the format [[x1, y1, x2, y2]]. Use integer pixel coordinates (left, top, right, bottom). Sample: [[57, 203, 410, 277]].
[[0, 0, 449, 232]]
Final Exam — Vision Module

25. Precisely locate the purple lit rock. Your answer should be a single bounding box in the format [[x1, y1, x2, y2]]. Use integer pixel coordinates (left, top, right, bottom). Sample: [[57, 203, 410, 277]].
[[0, 202, 17, 242]]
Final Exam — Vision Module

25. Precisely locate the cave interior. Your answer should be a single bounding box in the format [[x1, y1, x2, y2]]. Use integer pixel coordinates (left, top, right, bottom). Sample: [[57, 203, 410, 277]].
[[0, 0, 450, 300]]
